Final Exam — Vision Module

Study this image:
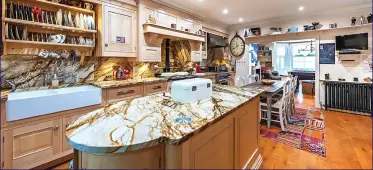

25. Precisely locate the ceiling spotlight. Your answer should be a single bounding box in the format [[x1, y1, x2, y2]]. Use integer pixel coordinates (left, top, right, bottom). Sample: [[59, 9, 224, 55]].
[[298, 6, 304, 11], [239, 18, 243, 22], [223, 9, 228, 14]]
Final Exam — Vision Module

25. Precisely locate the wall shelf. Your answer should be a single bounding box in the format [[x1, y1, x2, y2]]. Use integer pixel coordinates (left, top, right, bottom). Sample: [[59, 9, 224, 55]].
[[5, 39, 94, 48], [5, 18, 97, 33], [15, 0, 95, 15], [245, 23, 372, 44], [143, 23, 205, 42]]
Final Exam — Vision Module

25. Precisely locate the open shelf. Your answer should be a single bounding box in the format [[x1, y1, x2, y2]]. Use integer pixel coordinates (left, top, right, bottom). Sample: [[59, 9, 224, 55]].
[[5, 39, 95, 48], [245, 23, 372, 44], [5, 18, 97, 33], [10, 0, 95, 15], [143, 23, 206, 42]]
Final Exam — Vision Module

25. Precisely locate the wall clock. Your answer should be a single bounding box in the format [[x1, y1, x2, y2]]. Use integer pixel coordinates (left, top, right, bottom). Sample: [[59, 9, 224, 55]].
[[230, 32, 245, 57]]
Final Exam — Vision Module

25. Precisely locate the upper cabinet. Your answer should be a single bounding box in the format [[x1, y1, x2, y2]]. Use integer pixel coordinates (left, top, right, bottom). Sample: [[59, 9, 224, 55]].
[[97, 4, 137, 57]]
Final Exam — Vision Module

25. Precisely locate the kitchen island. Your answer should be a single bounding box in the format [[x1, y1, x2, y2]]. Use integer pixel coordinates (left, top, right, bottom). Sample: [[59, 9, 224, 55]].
[[66, 85, 265, 169]]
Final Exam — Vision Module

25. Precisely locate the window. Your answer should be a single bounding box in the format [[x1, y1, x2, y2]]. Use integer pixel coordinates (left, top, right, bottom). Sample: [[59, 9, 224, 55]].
[[273, 41, 316, 74], [290, 42, 316, 71]]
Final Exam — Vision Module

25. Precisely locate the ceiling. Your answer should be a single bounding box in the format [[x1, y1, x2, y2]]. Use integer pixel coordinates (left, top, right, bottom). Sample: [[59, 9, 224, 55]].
[[155, 0, 372, 26]]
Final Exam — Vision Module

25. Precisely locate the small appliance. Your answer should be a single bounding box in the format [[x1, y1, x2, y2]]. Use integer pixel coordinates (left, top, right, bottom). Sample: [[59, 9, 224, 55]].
[[171, 78, 212, 103]]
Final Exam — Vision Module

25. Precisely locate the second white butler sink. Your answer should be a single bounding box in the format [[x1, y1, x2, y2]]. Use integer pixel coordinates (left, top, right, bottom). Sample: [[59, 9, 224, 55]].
[[6, 85, 102, 121]]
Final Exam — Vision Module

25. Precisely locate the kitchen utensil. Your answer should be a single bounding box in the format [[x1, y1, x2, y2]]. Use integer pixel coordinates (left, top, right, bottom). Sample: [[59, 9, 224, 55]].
[[22, 27, 27, 40], [79, 13, 84, 29], [56, 9, 62, 25], [83, 14, 88, 29], [68, 11, 73, 27], [61, 50, 70, 58], [38, 49, 49, 58], [78, 36, 84, 45], [41, 10, 46, 23], [14, 26, 21, 40], [83, 2, 94, 10], [60, 34, 66, 43], [63, 11, 68, 26], [74, 13, 80, 28], [5, 23, 9, 39], [18, 3, 24, 20]]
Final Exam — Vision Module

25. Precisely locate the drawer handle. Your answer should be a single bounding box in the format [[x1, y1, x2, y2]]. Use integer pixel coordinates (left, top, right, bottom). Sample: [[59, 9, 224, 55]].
[[54, 125, 59, 130], [105, 43, 108, 47], [117, 90, 135, 95], [152, 85, 162, 90]]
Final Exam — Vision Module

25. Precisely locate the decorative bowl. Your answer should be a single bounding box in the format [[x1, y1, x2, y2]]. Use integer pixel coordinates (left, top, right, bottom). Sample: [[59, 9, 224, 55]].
[[261, 79, 275, 85]]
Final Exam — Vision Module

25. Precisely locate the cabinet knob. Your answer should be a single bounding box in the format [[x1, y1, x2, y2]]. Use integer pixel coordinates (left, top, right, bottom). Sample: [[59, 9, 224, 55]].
[[54, 125, 59, 130], [105, 43, 108, 47], [66, 122, 71, 128]]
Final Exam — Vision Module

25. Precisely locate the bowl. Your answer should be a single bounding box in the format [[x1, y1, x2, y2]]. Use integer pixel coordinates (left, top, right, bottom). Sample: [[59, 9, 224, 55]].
[[261, 79, 275, 85]]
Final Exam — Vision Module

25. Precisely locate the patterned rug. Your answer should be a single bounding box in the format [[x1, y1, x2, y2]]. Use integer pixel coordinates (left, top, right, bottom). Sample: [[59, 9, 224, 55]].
[[260, 108, 326, 157]]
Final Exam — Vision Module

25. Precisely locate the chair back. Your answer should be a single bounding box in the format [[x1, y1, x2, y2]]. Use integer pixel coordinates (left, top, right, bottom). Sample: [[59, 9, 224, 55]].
[[235, 76, 245, 87]]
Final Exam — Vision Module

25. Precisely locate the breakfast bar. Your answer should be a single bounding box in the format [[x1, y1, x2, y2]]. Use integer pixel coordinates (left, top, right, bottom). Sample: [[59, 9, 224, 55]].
[[66, 85, 265, 169]]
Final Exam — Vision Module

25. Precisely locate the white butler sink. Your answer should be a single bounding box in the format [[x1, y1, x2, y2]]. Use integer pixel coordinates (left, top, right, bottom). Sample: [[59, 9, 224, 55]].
[[6, 85, 102, 121]]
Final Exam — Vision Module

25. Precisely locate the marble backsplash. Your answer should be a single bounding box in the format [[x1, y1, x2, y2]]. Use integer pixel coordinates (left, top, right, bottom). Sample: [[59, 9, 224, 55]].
[[1, 40, 207, 90], [1, 55, 96, 90]]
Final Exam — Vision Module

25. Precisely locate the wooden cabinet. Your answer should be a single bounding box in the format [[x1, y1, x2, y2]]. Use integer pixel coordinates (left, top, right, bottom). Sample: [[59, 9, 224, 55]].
[[3, 119, 61, 169], [191, 51, 202, 62], [62, 114, 83, 152], [101, 4, 137, 57], [188, 117, 235, 169], [144, 82, 167, 95], [106, 85, 144, 104]]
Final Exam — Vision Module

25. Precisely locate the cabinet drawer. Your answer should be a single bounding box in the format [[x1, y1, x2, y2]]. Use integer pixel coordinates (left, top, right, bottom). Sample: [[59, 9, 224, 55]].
[[107, 85, 144, 104], [3, 119, 61, 168], [141, 46, 161, 61], [145, 83, 167, 95]]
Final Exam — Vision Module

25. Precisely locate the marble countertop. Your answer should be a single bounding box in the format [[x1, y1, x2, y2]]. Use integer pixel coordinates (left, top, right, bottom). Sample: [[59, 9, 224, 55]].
[[66, 85, 265, 154], [0, 78, 168, 101]]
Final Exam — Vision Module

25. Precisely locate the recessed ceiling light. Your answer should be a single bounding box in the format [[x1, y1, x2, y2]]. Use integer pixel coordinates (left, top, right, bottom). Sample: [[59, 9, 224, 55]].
[[298, 6, 304, 11], [198, 0, 204, 2], [239, 18, 243, 22], [223, 9, 228, 14]]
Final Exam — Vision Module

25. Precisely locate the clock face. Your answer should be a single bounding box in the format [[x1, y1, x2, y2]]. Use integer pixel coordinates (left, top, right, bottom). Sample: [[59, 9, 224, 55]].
[[230, 36, 245, 57]]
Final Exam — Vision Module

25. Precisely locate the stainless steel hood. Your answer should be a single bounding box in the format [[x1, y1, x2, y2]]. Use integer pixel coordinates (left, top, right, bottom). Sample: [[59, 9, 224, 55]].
[[207, 33, 228, 48]]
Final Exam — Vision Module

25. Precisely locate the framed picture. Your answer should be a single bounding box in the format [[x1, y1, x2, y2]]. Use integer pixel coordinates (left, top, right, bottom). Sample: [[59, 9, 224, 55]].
[[319, 43, 335, 64], [250, 27, 261, 36]]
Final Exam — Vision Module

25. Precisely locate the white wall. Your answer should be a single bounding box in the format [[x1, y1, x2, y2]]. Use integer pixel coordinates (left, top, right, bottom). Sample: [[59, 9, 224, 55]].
[[228, 5, 372, 108]]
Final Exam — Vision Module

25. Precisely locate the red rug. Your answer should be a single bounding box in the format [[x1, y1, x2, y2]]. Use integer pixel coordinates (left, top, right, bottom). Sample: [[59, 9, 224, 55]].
[[260, 108, 326, 157]]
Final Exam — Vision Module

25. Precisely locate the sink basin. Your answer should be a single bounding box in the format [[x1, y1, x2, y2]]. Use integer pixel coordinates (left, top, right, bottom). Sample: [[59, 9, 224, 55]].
[[6, 85, 102, 121]]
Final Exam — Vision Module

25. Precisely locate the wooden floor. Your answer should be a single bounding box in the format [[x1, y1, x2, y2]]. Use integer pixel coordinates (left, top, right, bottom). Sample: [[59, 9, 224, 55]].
[[261, 93, 372, 169], [53, 93, 372, 169]]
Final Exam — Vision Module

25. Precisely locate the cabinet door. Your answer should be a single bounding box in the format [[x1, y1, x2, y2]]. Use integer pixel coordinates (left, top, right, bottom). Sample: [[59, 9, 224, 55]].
[[103, 5, 137, 57], [191, 51, 202, 62], [62, 114, 83, 151], [3, 119, 61, 168]]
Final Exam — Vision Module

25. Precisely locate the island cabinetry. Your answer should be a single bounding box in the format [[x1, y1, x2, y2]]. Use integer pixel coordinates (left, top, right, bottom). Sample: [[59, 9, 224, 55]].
[[144, 82, 167, 95], [105, 84, 144, 104], [74, 97, 262, 169], [2, 119, 61, 169], [62, 114, 84, 151]]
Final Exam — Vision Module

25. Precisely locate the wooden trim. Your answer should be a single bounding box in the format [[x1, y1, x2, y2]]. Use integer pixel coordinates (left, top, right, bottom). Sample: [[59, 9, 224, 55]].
[[4, 40, 95, 48], [245, 23, 372, 44], [22, 149, 73, 169], [4, 18, 97, 33], [143, 24, 205, 42]]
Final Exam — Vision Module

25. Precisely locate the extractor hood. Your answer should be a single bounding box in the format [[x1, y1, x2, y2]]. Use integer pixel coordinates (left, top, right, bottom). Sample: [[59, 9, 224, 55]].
[[207, 33, 228, 48]]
